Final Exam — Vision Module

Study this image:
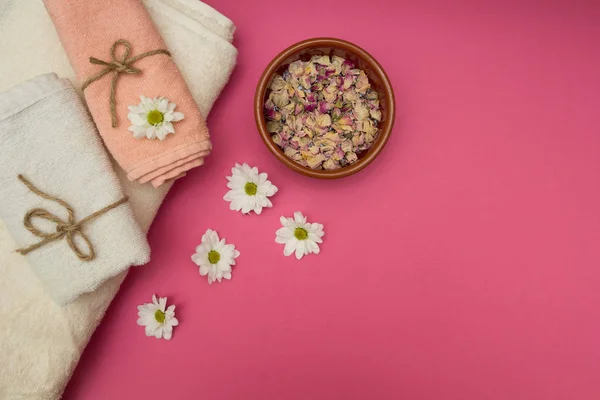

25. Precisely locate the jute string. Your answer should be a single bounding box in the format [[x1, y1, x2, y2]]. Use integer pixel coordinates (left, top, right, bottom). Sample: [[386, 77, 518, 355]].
[[81, 39, 171, 127], [15, 175, 128, 262]]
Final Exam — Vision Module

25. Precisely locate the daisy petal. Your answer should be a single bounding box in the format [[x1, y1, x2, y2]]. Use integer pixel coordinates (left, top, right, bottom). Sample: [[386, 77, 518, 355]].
[[293, 212, 306, 224], [158, 98, 168, 112], [283, 238, 298, 256], [295, 240, 306, 260], [128, 112, 146, 126], [171, 112, 185, 121]]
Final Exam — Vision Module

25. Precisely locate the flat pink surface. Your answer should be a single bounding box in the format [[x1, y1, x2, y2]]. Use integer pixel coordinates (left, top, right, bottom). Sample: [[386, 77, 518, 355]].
[[64, 1, 600, 399]]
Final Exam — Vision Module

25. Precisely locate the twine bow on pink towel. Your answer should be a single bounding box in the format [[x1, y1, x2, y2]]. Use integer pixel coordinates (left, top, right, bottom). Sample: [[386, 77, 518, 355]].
[[81, 39, 171, 127], [15, 175, 128, 261]]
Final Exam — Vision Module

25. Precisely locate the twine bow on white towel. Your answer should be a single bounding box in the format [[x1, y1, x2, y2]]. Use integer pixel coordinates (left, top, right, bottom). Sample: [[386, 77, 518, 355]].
[[15, 174, 128, 261]]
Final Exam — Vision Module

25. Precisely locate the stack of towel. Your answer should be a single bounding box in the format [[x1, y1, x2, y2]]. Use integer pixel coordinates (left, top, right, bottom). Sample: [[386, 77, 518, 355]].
[[0, 0, 237, 397]]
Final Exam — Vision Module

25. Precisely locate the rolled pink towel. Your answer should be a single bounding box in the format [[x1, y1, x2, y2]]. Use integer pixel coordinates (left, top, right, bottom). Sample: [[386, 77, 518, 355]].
[[43, 0, 210, 187]]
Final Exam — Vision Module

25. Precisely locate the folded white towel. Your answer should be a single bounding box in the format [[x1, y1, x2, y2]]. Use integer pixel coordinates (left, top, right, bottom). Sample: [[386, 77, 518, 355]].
[[0, 0, 237, 397], [0, 73, 151, 306]]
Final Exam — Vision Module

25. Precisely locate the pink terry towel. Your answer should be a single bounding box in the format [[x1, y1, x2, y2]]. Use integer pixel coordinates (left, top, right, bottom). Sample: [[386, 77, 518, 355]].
[[43, 0, 210, 187]]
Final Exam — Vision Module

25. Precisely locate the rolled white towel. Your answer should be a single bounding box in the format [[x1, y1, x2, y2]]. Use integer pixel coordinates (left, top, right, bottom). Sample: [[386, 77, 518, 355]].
[[0, 73, 151, 306]]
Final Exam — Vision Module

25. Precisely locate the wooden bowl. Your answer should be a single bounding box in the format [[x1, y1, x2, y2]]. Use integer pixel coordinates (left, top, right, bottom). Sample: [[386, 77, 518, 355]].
[[254, 37, 395, 179]]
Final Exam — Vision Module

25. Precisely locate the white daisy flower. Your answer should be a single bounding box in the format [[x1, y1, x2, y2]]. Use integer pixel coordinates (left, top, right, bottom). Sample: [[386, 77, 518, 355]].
[[275, 212, 324, 260], [223, 163, 278, 215], [191, 229, 240, 284], [137, 294, 179, 340], [127, 95, 184, 140]]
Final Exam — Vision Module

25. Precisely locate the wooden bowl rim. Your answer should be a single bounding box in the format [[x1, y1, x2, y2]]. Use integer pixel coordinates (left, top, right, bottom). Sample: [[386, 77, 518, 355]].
[[254, 37, 395, 179]]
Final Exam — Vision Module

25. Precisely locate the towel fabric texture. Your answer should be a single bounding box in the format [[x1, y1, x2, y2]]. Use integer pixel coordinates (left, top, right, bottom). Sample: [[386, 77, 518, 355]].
[[0, 73, 151, 306], [43, 0, 212, 188], [0, 0, 237, 397]]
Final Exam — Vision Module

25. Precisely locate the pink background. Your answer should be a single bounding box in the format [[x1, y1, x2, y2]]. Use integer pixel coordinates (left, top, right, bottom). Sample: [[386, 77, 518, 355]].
[[64, 0, 600, 399]]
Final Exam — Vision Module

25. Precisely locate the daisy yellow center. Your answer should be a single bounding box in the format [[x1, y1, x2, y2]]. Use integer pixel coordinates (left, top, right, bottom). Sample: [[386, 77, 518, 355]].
[[154, 309, 165, 324], [147, 110, 164, 125], [208, 250, 220, 264], [245, 182, 257, 196], [294, 227, 308, 240]]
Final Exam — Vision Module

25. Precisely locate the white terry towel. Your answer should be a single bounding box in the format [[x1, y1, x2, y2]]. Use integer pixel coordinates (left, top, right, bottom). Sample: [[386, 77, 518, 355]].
[[0, 73, 151, 306], [0, 0, 237, 398]]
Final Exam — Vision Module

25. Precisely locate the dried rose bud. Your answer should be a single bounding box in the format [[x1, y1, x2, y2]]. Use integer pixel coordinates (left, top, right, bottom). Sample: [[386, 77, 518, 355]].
[[280, 102, 295, 117], [303, 128, 314, 139], [272, 133, 283, 145], [323, 84, 338, 103], [331, 108, 342, 120], [341, 139, 353, 153], [323, 132, 342, 143], [343, 90, 358, 103], [299, 75, 312, 90], [343, 75, 354, 90], [352, 133, 365, 147], [355, 71, 370, 93], [363, 120, 377, 135], [354, 100, 370, 121], [365, 90, 379, 100], [312, 55, 331, 65], [311, 82, 324, 92], [267, 121, 282, 133], [265, 108, 277, 120], [341, 102, 353, 113], [285, 114, 295, 127], [315, 114, 332, 129], [270, 75, 288, 92], [284, 146, 298, 159], [332, 55, 344, 69], [333, 115, 354, 132], [305, 62, 317, 76], [296, 129, 307, 138], [345, 151, 358, 164], [271, 92, 290, 108], [341, 59, 355, 73], [325, 67, 336, 78], [370, 109, 382, 121], [323, 158, 337, 170], [290, 137, 301, 149], [289, 61, 304, 76], [332, 147, 345, 161], [318, 101, 332, 114], [306, 154, 326, 169], [299, 136, 311, 147]]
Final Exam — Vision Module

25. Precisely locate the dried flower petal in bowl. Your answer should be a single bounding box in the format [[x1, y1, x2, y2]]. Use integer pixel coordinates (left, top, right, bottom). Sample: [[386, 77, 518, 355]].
[[265, 55, 382, 170]]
